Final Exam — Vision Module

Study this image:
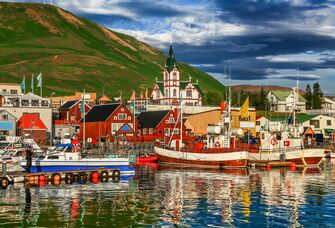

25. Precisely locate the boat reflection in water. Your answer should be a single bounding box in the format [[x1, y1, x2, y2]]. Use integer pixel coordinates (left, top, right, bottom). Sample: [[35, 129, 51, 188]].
[[0, 163, 334, 227]]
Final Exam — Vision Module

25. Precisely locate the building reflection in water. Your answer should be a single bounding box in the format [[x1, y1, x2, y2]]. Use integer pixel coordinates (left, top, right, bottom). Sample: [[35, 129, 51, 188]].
[[0, 162, 334, 227]]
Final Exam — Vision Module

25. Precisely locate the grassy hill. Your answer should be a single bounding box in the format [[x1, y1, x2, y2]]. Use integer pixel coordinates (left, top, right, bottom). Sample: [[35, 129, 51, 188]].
[[0, 2, 225, 99]]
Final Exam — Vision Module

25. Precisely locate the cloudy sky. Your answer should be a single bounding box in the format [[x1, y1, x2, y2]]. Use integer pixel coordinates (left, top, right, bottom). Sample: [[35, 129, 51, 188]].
[[8, 0, 335, 94]]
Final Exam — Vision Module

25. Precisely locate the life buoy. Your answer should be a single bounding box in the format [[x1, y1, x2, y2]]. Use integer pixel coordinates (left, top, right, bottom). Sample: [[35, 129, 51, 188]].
[[215, 142, 221, 148], [112, 170, 120, 181], [270, 137, 278, 146]]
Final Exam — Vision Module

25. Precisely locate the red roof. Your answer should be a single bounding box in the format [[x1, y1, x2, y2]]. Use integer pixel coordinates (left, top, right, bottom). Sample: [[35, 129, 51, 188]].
[[17, 114, 47, 130]]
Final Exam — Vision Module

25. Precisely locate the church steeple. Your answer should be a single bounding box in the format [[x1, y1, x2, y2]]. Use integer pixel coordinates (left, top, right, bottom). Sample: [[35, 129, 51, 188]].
[[165, 45, 177, 73]]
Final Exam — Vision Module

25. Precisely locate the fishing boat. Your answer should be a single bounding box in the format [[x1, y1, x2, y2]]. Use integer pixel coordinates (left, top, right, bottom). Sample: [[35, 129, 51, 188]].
[[20, 151, 135, 174], [154, 86, 249, 168], [247, 81, 325, 166], [248, 129, 325, 166]]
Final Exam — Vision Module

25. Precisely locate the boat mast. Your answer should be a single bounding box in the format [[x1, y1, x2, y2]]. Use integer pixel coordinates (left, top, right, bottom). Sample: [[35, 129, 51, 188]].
[[179, 92, 183, 152], [228, 66, 231, 141]]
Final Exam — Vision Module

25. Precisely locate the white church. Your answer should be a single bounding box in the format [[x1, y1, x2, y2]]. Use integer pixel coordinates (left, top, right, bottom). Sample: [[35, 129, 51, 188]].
[[150, 46, 203, 106]]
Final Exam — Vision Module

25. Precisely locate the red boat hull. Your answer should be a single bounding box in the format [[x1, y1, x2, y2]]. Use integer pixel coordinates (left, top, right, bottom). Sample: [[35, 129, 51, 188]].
[[136, 155, 158, 164]]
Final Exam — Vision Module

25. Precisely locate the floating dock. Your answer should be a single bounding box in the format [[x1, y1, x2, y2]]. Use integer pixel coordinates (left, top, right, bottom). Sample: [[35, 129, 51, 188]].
[[0, 168, 134, 189]]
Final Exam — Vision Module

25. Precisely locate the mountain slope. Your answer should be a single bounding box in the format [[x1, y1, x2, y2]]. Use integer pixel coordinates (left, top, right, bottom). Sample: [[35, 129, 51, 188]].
[[0, 2, 225, 98]]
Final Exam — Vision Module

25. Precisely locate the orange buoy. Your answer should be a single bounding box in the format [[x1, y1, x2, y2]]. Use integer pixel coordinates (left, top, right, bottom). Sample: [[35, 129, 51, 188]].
[[54, 175, 61, 181], [266, 164, 271, 170], [33, 175, 39, 182]]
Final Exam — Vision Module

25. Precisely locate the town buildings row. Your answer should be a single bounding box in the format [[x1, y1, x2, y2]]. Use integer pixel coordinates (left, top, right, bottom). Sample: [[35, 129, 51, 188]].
[[1, 46, 335, 145]]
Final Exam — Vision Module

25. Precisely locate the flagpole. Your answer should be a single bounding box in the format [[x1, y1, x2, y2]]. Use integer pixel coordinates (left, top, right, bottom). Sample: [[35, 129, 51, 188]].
[[31, 74, 34, 94], [83, 89, 86, 150], [133, 90, 136, 138], [41, 74, 42, 97], [247, 96, 250, 144]]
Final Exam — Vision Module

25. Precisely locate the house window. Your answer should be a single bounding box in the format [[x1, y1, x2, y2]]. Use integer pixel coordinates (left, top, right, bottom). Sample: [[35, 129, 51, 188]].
[[118, 113, 126, 120], [165, 89, 168, 97], [10, 90, 17, 95], [173, 129, 179, 134], [128, 116, 131, 120], [327, 120, 332, 126], [143, 128, 147, 135], [256, 121, 260, 126], [41, 100, 48, 107], [156, 91, 160, 99], [149, 128, 153, 134], [173, 89, 177, 97], [186, 89, 192, 98], [21, 100, 29, 106], [173, 72, 177, 80], [31, 100, 39, 106], [121, 108, 124, 111], [310, 120, 320, 129], [165, 128, 170, 136], [2, 114, 8, 120], [114, 116, 117, 120]]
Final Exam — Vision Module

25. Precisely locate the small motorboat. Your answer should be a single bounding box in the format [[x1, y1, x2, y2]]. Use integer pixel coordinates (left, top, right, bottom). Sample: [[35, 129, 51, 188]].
[[20, 151, 135, 175], [136, 155, 158, 164]]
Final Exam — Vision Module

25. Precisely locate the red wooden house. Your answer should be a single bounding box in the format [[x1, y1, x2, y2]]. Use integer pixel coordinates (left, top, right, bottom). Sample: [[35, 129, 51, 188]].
[[136, 109, 188, 142], [79, 103, 136, 142], [57, 100, 91, 125], [17, 113, 47, 144]]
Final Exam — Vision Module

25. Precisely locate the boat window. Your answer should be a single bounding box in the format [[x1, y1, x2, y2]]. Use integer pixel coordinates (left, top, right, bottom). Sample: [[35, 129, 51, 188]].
[[48, 156, 59, 159], [55, 146, 64, 151], [38, 155, 46, 160], [65, 147, 73, 152]]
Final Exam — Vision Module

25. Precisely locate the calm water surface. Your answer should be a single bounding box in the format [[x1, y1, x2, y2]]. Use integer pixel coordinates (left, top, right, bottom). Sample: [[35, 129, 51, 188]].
[[1, 161, 335, 227]]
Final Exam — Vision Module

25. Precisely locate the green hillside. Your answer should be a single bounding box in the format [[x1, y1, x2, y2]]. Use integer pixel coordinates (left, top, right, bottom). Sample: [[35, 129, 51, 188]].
[[0, 2, 225, 99]]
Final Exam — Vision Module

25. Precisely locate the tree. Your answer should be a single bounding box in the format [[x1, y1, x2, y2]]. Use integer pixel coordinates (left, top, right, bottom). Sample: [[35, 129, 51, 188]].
[[205, 91, 223, 106], [312, 82, 323, 109], [304, 84, 312, 109]]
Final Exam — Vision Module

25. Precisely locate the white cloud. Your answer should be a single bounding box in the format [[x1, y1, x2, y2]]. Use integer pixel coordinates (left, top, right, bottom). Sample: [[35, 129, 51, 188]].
[[257, 51, 335, 64]]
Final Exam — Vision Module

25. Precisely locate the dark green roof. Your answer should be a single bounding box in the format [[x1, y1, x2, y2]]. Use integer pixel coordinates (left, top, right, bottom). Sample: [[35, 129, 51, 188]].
[[296, 114, 318, 123], [271, 90, 306, 102], [165, 45, 177, 73], [194, 84, 204, 96], [156, 82, 164, 95]]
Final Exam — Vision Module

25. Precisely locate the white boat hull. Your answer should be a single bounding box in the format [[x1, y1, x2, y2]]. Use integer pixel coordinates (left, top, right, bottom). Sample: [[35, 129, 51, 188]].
[[154, 146, 248, 167]]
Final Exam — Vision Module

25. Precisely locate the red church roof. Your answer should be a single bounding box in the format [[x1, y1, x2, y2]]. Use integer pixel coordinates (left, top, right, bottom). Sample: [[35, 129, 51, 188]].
[[17, 114, 47, 130]]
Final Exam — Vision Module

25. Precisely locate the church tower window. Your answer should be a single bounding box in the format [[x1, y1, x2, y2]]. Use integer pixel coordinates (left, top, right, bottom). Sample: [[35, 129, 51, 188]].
[[173, 89, 177, 97]]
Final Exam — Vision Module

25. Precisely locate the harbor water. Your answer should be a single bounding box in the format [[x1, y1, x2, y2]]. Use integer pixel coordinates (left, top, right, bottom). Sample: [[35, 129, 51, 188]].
[[1, 161, 335, 227]]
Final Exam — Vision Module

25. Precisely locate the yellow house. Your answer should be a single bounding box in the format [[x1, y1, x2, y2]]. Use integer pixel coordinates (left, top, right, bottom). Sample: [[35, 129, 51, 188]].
[[184, 109, 221, 135], [231, 107, 256, 136]]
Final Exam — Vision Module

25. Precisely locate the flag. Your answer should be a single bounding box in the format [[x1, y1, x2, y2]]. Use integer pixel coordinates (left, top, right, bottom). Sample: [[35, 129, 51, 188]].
[[240, 97, 249, 118], [36, 73, 42, 87], [130, 90, 135, 100], [20, 77, 25, 91], [80, 93, 85, 113]]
